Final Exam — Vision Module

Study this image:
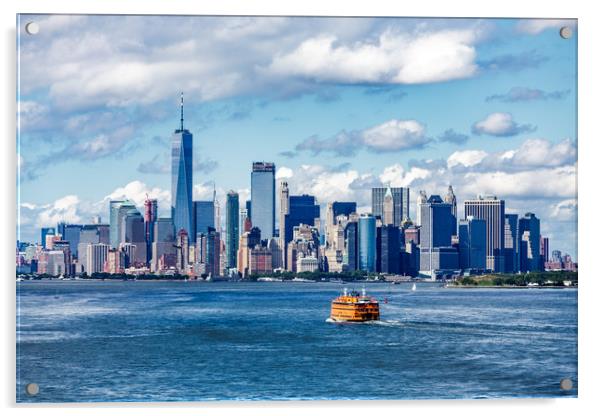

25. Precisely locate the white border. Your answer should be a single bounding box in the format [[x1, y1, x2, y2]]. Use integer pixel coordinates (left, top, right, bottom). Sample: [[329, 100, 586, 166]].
[[2, 1, 600, 415]]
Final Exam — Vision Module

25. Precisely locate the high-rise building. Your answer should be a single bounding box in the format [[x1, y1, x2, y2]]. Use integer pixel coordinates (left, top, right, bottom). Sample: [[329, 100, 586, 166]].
[[238, 208, 249, 240], [41, 227, 55, 249], [121, 208, 146, 266], [86, 243, 109, 275], [105, 248, 126, 274], [61, 224, 82, 258], [151, 218, 176, 272], [193, 200, 214, 238], [52, 240, 72, 276], [175, 229, 189, 273], [372, 186, 410, 226], [237, 227, 261, 277], [382, 187, 394, 225], [464, 196, 506, 272], [519, 212, 541, 272], [504, 214, 519, 273], [171, 93, 193, 237], [444, 185, 457, 220], [458, 216, 487, 270], [419, 195, 458, 275], [118, 242, 137, 268], [109, 200, 136, 248], [225, 191, 240, 268], [344, 220, 359, 271], [358, 214, 376, 272], [540, 236, 549, 270], [378, 224, 401, 274], [283, 194, 320, 269], [144, 197, 158, 263], [279, 181, 290, 246], [251, 162, 275, 238]]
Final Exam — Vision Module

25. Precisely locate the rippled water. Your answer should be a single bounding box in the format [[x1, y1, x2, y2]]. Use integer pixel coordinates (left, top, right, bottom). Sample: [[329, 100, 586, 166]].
[[16, 281, 577, 402]]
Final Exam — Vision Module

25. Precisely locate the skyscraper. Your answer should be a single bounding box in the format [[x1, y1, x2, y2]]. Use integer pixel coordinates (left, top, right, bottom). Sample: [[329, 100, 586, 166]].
[[504, 214, 519, 273], [464, 196, 506, 272], [193, 200, 215, 238], [372, 186, 410, 226], [279, 181, 289, 247], [444, 185, 457, 219], [419, 195, 458, 275], [458, 216, 487, 270], [518, 212, 541, 272], [225, 191, 240, 268], [416, 190, 427, 226], [86, 243, 109, 275], [62, 224, 82, 258], [251, 162, 275, 238], [152, 218, 176, 272], [41, 227, 55, 249], [378, 224, 401, 274], [283, 195, 320, 269], [144, 197, 158, 264], [238, 207, 248, 240], [358, 214, 376, 272], [109, 200, 136, 248], [344, 220, 359, 271], [383, 187, 394, 225], [171, 93, 193, 237], [121, 207, 146, 266]]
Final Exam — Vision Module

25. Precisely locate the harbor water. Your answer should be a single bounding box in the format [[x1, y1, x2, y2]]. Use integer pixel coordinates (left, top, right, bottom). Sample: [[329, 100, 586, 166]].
[[16, 281, 577, 402]]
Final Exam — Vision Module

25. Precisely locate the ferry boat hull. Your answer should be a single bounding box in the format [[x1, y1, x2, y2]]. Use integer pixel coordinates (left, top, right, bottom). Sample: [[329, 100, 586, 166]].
[[329, 289, 380, 322]]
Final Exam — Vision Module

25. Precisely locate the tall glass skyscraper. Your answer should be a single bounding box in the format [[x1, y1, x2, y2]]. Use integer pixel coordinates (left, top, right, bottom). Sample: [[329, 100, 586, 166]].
[[109, 200, 136, 248], [283, 194, 320, 269], [464, 196, 506, 272], [372, 186, 410, 226], [193, 201, 214, 237], [225, 191, 240, 268], [251, 162, 275, 239], [358, 214, 376, 272], [171, 93, 193, 237]]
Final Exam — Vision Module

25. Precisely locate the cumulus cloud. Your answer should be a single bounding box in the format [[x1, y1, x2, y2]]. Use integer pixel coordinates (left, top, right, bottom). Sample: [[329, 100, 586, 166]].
[[36, 195, 82, 228], [550, 199, 577, 221], [266, 28, 482, 85], [447, 150, 488, 168], [516, 19, 576, 35], [472, 112, 536, 137], [485, 87, 570, 103], [295, 118, 431, 156]]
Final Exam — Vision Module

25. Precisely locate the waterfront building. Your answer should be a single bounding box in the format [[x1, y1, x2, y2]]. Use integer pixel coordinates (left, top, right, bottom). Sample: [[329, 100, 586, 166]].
[[297, 254, 319, 273], [518, 212, 541, 272], [76, 224, 109, 274], [109, 200, 135, 248], [121, 208, 146, 266], [372, 186, 410, 226], [151, 218, 176, 272], [205, 227, 221, 277], [249, 245, 273, 275], [458, 216, 487, 270], [419, 195, 458, 276], [251, 162, 276, 238], [504, 214, 519, 273], [193, 200, 214, 237], [286, 224, 320, 273], [144, 197, 158, 264], [175, 229, 190, 273], [540, 236, 549, 270], [40, 227, 55, 249], [279, 181, 290, 249], [282, 195, 320, 269], [118, 242, 137, 268], [378, 224, 401, 274], [267, 238, 283, 270], [464, 195, 506, 272], [61, 224, 82, 258], [52, 240, 72, 275], [358, 214, 376, 272], [225, 191, 239, 268], [344, 218, 359, 271], [38, 250, 66, 276], [238, 207, 248, 240], [237, 227, 261, 277], [105, 248, 126, 274], [171, 93, 193, 237], [86, 243, 109, 275]]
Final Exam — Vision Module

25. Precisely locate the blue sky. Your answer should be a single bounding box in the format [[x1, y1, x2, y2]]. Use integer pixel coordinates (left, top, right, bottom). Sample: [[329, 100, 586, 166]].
[[17, 15, 577, 259]]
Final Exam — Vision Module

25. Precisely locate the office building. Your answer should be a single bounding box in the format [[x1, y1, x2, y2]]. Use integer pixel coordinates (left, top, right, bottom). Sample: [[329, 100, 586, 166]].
[[225, 191, 240, 268], [86, 243, 109, 274], [419, 195, 458, 275], [458, 216, 487, 270], [358, 214, 376, 272], [152, 218, 176, 272], [464, 196, 506, 272], [378, 224, 401, 274], [41, 227, 55, 249], [144, 197, 158, 263], [171, 93, 193, 236], [282, 194, 320, 269], [372, 186, 410, 226], [251, 162, 276, 238], [193, 200, 214, 237], [504, 214, 519, 273], [121, 208, 146, 266], [518, 212, 541, 272]]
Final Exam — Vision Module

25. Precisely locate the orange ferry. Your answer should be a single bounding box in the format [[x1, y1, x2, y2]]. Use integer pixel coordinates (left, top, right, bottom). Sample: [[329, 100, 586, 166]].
[[329, 288, 380, 322]]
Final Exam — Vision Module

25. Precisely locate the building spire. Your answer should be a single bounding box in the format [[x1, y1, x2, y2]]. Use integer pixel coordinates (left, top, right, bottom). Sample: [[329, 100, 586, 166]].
[[180, 91, 184, 131]]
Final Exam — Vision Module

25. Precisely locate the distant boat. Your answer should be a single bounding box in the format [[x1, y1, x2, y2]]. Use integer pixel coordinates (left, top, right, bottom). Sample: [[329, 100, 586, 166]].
[[411, 283, 417, 292], [291, 277, 315, 283]]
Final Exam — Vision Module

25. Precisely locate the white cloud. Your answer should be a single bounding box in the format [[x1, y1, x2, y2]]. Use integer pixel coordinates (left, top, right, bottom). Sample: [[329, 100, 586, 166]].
[[276, 166, 294, 179], [516, 19, 576, 35], [550, 199, 577, 221], [36, 195, 82, 227], [472, 112, 535, 137], [447, 150, 488, 168], [104, 180, 170, 209], [379, 164, 431, 188], [267, 28, 481, 85], [511, 138, 576, 167]]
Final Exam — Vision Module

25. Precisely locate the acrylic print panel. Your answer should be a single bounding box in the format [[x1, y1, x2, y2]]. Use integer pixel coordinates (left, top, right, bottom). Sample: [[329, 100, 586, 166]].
[[16, 14, 577, 402]]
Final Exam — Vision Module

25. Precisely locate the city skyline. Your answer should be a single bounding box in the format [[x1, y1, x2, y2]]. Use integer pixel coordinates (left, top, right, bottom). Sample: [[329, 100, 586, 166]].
[[17, 15, 577, 260]]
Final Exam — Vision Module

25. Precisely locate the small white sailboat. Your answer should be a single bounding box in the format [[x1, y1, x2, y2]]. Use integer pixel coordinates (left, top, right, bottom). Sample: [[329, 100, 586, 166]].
[[411, 283, 417, 292]]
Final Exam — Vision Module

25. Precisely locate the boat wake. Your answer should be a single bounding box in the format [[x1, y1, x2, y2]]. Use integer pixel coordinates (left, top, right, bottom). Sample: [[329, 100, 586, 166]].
[[325, 318, 404, 327]]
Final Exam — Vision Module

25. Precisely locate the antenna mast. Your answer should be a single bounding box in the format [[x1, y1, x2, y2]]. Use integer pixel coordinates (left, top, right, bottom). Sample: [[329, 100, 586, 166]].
[[180, 92, 184, 131]]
